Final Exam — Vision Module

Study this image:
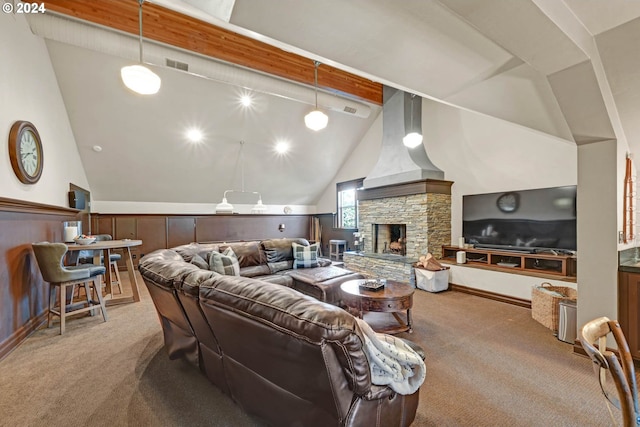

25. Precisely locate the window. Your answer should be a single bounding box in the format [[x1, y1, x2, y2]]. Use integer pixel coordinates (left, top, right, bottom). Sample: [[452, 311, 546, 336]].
[[336, 178, 364, 229]]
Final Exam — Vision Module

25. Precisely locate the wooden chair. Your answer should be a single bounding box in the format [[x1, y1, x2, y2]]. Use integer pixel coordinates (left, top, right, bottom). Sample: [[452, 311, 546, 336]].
[[580, 317, 640, 427], [32, 242, 108, 334]]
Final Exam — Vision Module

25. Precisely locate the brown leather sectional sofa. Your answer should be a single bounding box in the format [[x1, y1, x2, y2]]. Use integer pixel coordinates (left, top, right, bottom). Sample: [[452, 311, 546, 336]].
[[138, 238, 420, 426]]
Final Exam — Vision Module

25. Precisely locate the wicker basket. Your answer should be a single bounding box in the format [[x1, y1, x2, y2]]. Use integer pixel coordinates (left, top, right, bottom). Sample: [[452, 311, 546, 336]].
[[531, 282, 577, 331]]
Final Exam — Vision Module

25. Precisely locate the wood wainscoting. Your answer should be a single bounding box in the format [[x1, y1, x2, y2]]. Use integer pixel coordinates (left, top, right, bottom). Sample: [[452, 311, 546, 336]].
[[90, 213, 313, 269], [0, 201, 313, 360], [0, 197, 81, 360]]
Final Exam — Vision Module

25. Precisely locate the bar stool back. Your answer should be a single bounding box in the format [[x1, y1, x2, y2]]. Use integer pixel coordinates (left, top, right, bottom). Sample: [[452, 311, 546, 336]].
[[32, 242, 108, 334]]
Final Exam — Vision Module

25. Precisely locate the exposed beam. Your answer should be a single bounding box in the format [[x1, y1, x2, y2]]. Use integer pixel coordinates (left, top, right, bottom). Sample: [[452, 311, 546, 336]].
[[42, 0, 383, 104]]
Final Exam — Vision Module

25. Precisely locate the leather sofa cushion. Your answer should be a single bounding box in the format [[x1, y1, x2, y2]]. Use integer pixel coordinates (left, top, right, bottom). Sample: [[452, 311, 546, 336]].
[[256, 274, 294, 287], [198, 275, 371, 395], [139, 249, 201, 290], [261, 238, 310, 263], [173, 243, 220, 263], [180, 269, 221, 296], [267, 260, 294, 273], [219, 241, 265, 268], [240, 264, 271, 278]]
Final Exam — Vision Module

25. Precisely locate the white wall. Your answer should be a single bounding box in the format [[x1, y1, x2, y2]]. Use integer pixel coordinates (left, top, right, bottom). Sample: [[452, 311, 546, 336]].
[[577, 140, 619, 329], [315, 113, 383, 212], [422, 100, 577, 245], [93, 201, 315, 215], [0, 13, 88, 206]]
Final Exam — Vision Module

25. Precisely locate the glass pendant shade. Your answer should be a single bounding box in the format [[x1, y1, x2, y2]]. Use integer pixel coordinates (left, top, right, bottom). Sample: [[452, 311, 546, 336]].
[[304, 110, 329, 131], [305, 61, 328, 131], [121, 65, 161, 95], [403, 132, 423, 148], [215, 197, 234, 214], [121, 0, 161, 95], [251, 199, 268, 214], [403, 93, 422, 148]]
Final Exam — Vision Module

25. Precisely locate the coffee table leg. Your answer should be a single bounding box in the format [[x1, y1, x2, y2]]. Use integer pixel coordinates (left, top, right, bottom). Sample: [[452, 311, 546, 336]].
[[407, 308, 412, 333]]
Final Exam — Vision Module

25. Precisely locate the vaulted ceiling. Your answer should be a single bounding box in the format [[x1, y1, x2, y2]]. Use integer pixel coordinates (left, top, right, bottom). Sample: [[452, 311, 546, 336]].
[[28, 0, 640, 209]]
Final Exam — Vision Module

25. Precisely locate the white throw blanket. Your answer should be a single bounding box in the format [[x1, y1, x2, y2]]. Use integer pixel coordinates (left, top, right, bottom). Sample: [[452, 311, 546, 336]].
[[356, 318, 426, 395]]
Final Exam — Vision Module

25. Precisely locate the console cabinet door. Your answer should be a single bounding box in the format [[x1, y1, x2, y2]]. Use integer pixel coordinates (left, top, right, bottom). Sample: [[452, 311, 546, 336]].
[[619, 271, 640, 360]]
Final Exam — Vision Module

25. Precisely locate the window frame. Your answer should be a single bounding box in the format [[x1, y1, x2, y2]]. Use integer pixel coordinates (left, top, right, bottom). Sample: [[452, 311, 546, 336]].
[[336, 177, 364, 230]]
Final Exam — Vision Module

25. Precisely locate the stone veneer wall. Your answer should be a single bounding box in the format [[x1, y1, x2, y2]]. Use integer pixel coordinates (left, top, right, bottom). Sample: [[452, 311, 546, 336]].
[[343, 253, 416, 286], [358, 192, 451, 259], [344, 191, 451, 284]]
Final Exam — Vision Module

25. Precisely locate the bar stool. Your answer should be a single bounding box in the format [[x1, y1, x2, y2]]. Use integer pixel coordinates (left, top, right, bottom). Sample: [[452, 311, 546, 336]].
[[329, 239, 347, 261], [32, 242, 108, 335], [78, 234, 122, 295]]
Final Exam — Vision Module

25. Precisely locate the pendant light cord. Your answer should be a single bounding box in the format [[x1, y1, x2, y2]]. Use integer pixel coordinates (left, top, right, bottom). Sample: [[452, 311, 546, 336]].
[[240, 140, 245, 192], [313, 61, 320, 109], [138, 0, 144, 64], [409, 94, 415, 131]]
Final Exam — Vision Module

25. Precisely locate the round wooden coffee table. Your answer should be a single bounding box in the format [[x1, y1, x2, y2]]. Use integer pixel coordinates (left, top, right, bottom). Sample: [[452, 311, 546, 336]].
[[340, 279, 414, 334]]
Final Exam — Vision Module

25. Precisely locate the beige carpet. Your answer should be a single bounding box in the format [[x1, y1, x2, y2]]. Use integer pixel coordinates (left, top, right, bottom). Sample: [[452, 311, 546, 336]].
[[0, 273, 618, 426]]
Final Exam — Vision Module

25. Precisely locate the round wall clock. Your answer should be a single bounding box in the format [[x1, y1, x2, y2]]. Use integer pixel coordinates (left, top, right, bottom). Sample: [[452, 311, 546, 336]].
[[497, 192, 519, 213], [8, 120, 43, 184]]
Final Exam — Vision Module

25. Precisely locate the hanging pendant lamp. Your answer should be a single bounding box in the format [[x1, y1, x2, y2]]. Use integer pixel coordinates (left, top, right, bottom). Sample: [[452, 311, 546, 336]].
[[216, 141, 268, 214], [304, 61, 329, 131], [403, 94, 423, 148], [121, 0, 161, 95]]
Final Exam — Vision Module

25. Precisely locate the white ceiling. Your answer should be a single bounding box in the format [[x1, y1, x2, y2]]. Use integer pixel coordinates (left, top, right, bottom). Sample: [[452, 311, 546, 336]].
[[30, 0, 640, 207]]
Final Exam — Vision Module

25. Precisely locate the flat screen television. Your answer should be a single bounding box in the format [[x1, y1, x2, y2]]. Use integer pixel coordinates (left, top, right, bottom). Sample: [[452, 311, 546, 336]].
[[462, 186, 576, 254]]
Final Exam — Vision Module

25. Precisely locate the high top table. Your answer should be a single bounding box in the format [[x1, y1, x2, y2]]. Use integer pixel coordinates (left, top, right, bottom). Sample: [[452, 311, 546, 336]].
[[66, 239, 142, 305]]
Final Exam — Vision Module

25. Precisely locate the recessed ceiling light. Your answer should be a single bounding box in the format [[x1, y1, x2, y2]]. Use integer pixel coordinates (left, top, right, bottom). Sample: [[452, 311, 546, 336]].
[[275, 141, 289, 154], [240, 94, 252, 107], [186, 128, 203, 143], [92, 145, 103, 152]]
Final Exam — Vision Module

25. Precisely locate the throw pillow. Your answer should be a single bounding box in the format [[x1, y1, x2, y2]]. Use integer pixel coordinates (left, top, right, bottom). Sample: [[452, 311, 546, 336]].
[[190, 254, 209, 270], [292, 242, 319, 269], [209, 247, 240, 276]]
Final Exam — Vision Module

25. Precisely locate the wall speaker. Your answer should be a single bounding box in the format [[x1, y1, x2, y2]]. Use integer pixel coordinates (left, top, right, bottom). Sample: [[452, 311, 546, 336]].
[[68, 190, 86, 210]]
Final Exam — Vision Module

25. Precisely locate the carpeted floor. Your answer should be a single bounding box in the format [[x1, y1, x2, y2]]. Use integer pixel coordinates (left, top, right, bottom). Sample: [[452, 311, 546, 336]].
[[0, 273, 618, 426]]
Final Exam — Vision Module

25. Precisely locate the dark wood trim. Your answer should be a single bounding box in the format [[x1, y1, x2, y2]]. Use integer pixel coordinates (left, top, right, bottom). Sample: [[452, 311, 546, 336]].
[[43, 0, 382, 104], [0, 196, 80, 215], [358, 179, 453, 201], [449, 283, 532, 309], [0, 312, 48, 361]]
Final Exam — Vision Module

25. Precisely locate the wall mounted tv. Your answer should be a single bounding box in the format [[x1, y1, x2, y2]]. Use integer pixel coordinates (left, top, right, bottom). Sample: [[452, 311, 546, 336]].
[[462, 186, 576, 254]]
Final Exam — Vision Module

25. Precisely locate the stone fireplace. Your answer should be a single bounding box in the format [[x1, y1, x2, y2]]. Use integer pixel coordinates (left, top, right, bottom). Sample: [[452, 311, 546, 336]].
[[343, 179, 452, 284], [342, 86, 452, 284]]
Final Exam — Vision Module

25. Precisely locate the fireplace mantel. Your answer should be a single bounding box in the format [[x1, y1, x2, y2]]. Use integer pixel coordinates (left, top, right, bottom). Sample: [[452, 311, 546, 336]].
[[358, 179, 453, 201]]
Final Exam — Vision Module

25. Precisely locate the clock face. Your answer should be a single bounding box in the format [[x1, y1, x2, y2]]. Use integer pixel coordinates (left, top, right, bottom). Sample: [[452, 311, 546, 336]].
[[20, 130, 40, 177], [8, 121, 43, 184], [497, 192, 519, 213]]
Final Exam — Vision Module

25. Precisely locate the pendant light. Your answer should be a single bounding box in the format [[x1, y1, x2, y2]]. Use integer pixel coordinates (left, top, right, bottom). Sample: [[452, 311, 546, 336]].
[[215, 141, 268, 214], [121, 0, 161, 95], [403, 94, 423, 148], [304, 61, 329, 131]]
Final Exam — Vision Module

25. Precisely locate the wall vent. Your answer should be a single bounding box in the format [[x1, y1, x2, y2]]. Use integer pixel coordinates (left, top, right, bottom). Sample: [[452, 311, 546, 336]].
[[166, 58, 189, 71], [343, 106, 357, 114]]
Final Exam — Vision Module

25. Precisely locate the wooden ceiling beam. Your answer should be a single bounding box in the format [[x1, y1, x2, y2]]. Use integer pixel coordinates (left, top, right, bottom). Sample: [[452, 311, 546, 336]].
[[42, 0, 383, 105]]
